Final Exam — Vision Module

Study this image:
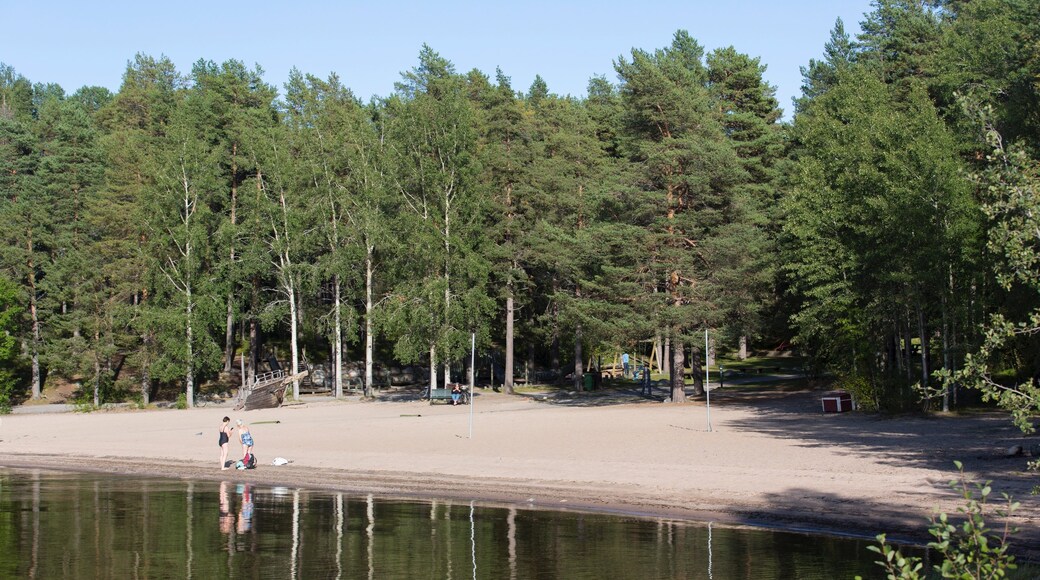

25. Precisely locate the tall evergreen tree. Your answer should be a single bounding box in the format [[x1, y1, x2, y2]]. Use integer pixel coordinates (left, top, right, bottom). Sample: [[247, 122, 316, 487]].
[[796, 19, 857, 113], [479, 67, 532, 394], [706, 46, 783, 358], [616, 30, 749, 401], [94, 54, 184, 404], [188, 60, 277, 376], [34, 94, 107, 405], [0, 65, 44, 399]]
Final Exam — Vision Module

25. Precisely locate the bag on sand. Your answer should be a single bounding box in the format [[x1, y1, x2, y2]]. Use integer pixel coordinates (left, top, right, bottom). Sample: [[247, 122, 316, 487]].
[[236, 454, 258, 470]]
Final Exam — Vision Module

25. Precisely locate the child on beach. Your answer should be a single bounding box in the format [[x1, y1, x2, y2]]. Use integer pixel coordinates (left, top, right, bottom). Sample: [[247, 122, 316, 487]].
[[236, 419, 254, 466], [219, 416, 234, 470]]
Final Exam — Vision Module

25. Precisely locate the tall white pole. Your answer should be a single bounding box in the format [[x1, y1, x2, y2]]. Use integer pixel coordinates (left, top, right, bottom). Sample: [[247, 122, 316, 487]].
[[705, 328, 712, 432], [469, 332, 475, 439]]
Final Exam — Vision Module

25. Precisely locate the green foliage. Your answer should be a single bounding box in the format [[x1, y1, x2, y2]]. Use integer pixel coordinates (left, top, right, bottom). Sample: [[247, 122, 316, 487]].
[[837, 373, 880, 412], [860, 462, 1019, 580], [0, 275, 23, 412], [0, 5, 1036, 421], [861, 533, 924, 580], [945, 117, 1040, 434]]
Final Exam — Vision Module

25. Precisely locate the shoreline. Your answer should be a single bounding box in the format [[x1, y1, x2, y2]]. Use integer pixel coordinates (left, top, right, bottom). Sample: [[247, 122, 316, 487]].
[[0, 453, 917, 547], [2, 387, 1038, 560]]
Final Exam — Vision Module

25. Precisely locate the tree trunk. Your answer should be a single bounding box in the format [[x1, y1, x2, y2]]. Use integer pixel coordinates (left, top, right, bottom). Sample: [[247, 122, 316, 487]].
[[738, 335, 748, 360], [916, 301, 929, 406], [223, 144, 238, 373], [27, 243, 41, 399], [365, 246, 375, 397], [334, 274, 343, 399], [443, 203, 452, 389], [706, 335, 715, 367], [690, 344, 704, 397], [663, 336, 671, 380], [140, 330, 152, 406], [289, 282, 299, 400], [224, 294, 235, 374], [429, 345, 438, 391], [504, 290, 515, 395], [93, 327, 101, 408], [186, 283, 195, 409], [248, 318, 258, 387], [670, 338, 686, 402], [903, 316, 913, 382], [574, 323, 583, 391], [941, 288, 950, 412], [551, 280, 561, 384]]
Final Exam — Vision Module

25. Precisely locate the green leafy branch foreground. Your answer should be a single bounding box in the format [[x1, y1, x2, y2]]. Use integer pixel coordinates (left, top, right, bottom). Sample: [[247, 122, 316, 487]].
[[859, 462, 1021, 580]]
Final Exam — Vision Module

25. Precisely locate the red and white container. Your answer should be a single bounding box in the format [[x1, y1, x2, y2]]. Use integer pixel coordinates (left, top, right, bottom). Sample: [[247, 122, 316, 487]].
[[821, 391, 853, 413]]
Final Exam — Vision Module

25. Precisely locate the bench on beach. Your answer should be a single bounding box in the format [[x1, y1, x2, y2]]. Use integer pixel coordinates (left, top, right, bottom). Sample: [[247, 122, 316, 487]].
[[428, 384, 470, 405]]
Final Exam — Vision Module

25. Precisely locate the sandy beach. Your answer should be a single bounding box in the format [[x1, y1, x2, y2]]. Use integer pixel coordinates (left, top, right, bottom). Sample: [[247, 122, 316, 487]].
[[3, 385, 1038, 561]]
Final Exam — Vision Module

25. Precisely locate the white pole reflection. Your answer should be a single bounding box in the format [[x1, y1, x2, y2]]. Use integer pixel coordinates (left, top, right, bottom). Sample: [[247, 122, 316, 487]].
[[29, 470, 39, 579], [335, 493, 344, 580], [93, 481, 100, 578], [446, 502, 454, 579], [469, 502, 477, 580], [186, 481, 194, 579], [507, 507, 517, 580], [366, 494, 375, 580], [707, 521, 713, 580], [291, 488, 300, 580]]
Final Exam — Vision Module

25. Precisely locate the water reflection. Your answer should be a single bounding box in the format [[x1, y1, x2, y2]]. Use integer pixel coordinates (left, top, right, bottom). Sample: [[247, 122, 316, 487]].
[[0, 468, 924, 579]]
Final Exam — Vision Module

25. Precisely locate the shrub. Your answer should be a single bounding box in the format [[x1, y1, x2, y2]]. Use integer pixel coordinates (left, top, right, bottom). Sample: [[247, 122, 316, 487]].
[[838, 373, 879, 412], [859, 461, 1019, 579]]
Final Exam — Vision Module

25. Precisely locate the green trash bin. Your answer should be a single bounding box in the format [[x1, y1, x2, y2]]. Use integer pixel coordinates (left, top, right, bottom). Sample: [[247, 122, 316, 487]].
[[582, 372, 594, 391]]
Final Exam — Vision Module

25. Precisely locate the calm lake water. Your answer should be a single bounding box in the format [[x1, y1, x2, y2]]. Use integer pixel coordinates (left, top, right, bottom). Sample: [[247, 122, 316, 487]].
[[0, 468, 923, 579]]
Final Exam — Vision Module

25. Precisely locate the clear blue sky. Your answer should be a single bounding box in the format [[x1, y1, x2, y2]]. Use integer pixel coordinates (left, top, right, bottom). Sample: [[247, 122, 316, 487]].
[[4, 1, 874, 119]]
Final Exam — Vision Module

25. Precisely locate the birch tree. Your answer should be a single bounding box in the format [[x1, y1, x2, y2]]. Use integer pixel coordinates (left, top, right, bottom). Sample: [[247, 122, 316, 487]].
[[145, 94, 223, 408], [383, 46, 491, 390]]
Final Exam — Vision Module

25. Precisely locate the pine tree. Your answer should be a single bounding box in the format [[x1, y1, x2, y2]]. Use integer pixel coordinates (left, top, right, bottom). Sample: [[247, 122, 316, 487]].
[[796, 19, 857, 113], [34, 94, 107, 405], [188, 60, 277, 376], [0, 65, 44, 399], [706, 46, 784, 358], [479, 67, 532, 394], [616, 30, 749, 401], [94, 54, 183, 404]]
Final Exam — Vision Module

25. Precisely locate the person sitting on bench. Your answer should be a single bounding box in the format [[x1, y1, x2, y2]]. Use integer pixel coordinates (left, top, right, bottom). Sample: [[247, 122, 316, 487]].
[[451, 383, 462, 406]]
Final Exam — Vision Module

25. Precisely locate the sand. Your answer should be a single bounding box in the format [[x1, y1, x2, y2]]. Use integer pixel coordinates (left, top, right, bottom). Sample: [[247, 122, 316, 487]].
[[2, 385, 1038, 560]]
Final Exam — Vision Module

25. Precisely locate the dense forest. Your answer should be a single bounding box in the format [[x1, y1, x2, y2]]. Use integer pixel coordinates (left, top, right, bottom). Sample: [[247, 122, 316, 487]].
[[1, 0, 1038, 422]]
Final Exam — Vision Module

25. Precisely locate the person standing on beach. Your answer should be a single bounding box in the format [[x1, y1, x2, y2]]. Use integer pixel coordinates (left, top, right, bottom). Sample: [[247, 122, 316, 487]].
[[622, 353, 630, 378], [219, 416, 233, 470], [237, 419, 253, 463]]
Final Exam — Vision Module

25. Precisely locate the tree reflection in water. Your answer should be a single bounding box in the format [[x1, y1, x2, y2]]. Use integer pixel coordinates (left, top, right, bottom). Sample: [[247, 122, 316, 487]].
[[0, 468, 924, 579]]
